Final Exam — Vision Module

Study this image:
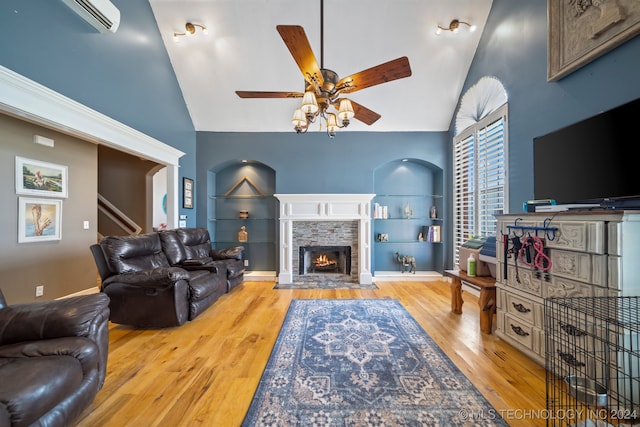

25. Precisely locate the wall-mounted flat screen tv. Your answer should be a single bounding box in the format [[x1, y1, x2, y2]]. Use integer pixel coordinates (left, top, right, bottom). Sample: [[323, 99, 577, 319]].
[[533, 97, 639, 207]]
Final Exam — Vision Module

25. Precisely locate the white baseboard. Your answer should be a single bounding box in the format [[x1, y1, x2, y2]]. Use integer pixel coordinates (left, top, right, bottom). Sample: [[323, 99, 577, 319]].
[[58, 287, 100, 299], [245, 271, 277, 281], [373, 271, 443, 282]]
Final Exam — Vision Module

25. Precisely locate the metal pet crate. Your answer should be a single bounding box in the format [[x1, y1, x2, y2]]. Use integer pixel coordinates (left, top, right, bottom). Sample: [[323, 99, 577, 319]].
[[545, 296, 640, 426]]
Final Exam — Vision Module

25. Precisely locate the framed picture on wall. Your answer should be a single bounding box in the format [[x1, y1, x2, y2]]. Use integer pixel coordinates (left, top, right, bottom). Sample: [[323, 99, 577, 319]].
[[15, 156, 68, 198], [18, 197, 63, 243], [548, 0, 640, 81], [183, 177, 194, 209]]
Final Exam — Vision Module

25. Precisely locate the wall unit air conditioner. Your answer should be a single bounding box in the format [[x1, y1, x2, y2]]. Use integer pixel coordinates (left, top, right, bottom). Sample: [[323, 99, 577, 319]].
[[61, 0, 120, 33]]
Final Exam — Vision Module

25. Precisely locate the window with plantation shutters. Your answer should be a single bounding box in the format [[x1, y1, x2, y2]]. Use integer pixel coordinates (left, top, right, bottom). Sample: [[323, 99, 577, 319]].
[[453, 104, 508, 266]]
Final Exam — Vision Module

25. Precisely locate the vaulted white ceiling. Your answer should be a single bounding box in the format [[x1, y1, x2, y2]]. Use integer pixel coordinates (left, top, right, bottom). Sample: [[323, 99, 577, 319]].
[[149, 0, 493, 133]]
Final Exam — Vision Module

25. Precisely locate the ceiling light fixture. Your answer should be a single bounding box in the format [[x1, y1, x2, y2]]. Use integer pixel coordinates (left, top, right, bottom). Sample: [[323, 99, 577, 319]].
[[292, 85, 355, 138], [436, 19, 476, 35], [173, 22, 208, 42], [290, 0, 355, 138]]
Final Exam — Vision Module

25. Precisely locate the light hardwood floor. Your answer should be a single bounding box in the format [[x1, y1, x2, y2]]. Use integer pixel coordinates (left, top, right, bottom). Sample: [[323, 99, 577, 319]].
[[76, 280, 547, 426]]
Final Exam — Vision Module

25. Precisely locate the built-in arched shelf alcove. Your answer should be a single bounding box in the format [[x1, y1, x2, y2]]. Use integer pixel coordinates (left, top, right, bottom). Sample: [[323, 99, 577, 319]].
[[207, 160, 277, 274], [372, 158, 444, 278]]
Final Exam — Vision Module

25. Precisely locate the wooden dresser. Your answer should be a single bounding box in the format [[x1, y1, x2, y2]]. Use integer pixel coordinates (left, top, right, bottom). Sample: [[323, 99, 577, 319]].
[[495, 210, 640, 365]]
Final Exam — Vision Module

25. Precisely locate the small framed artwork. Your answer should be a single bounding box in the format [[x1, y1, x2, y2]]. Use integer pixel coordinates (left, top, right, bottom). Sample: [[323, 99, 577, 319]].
[[183, 177, 194, 209], [18, 197, 63, 243], [15, 156, 68, 198]]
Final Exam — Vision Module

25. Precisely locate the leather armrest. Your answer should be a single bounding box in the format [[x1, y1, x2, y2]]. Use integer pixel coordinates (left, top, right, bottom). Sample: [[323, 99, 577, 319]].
[[0, 294, 110, 346], [210, 246, 244, 261], [102, 267, 190, 288], [0, 337, 99, 376]]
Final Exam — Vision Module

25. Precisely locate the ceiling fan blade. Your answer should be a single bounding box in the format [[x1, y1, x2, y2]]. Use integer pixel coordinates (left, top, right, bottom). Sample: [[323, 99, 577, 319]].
[[236, 91, 303, 99], [349, 100, 381, 125], [276, 25, 324, 87], [336, 57, 412, 94]]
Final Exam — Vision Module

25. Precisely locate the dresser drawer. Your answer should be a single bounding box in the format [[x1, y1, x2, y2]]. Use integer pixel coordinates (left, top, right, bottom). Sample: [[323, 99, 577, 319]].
[[608, 255, 622, 290], [608, 221, 621, 256], [506, 265, 542, 297], [546, 220, 605, 254], [503, 312, 534, 350], [504, 291, 543, 327], [543, 276, 595, 299], [549, 249, 608, 286], [546, 315, 593, 351], [547, 336, 599, 378]]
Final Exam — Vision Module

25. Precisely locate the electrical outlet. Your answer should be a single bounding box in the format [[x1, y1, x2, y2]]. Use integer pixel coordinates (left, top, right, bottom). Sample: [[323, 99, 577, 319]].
[[244, 259, 249, 267], [35, 285, 44, 297]]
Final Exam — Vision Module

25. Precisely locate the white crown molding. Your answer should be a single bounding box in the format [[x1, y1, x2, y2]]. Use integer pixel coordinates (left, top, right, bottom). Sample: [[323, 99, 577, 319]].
[[0, 65, 184, 229], [0, 65, 184, 166]]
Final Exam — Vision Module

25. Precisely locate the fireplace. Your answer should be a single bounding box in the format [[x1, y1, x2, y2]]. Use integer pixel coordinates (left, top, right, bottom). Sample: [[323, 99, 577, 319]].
[[299, 246, 351, 275], [274, 194, 375, 285]]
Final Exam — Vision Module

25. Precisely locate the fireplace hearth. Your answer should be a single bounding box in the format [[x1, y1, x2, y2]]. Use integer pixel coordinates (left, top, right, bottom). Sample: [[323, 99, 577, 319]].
[[299, 246, 351, 275]]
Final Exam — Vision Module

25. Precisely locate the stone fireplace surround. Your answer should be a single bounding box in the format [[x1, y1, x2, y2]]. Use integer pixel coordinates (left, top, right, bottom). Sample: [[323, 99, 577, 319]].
[[274, 194, 374, 285]]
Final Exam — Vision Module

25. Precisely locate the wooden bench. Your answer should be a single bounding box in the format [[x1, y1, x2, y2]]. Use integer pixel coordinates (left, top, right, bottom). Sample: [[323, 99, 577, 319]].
[[443, 269, 497, 334]]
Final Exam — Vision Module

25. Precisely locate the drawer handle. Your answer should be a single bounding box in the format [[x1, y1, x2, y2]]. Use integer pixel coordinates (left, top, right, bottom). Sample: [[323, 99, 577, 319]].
[[512, 302, 531, 314], [558, 351, 585, 367], [560, 322, 587, 337], [510, 324, 530, 337]]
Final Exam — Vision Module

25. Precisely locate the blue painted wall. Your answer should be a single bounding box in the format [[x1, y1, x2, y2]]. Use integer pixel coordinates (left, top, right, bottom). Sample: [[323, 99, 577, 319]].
[[458, 0, 640, 213], [196, 131, 449, 270], [2, 0, 639, 267], [195, 131, 448, 214], [0, 0, 197, 224]]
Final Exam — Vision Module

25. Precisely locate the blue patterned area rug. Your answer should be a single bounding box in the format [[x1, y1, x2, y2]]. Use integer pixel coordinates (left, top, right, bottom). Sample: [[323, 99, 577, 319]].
[[242, 299, 507, 426]]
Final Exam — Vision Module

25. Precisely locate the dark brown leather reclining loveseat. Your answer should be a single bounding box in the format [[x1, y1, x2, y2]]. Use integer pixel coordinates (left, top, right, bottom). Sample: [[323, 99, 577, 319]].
[[0, 289, 110, 427], [91, 228, 244, 328], [160, 228, 246, 292]]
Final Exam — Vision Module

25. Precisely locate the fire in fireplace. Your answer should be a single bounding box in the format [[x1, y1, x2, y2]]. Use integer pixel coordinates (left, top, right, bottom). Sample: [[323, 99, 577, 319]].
[[299, 246, 351, 275]]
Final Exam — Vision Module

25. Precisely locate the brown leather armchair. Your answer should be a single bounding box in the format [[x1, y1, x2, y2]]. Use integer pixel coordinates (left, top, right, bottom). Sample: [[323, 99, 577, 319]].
[[0, 289, 110, 427]]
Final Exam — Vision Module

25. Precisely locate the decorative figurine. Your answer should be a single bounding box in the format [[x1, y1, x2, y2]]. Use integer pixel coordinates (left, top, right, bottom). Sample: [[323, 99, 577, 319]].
[[430, 205, 438, 219], [395, 251, 416, 274], [238, 225, 248, 242]]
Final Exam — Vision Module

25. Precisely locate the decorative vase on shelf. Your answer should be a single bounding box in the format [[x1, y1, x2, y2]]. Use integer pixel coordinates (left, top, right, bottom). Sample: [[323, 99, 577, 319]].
[[238, 226, 248, 242], [404, 203, 413, 219], [430, 205, 437, 219]]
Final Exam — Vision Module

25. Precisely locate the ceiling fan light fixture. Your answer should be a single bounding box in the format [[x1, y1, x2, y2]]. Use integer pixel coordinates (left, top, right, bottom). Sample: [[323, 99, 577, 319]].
[[301, 91, 319, 115], [292, 108, 308, 133], [326, 113, 338, 138], [236, 10, 412, 138], [338, 99, 355, 123]]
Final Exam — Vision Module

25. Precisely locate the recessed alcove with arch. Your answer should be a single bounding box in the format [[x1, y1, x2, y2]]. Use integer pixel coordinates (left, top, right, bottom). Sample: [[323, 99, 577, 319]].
[[372, 158, 444, 278], [207, 160, 277, 274]]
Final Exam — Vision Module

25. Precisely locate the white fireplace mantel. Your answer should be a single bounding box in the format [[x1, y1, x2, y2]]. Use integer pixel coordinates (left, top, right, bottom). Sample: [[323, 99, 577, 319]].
[[274, 194, 375, 285]]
